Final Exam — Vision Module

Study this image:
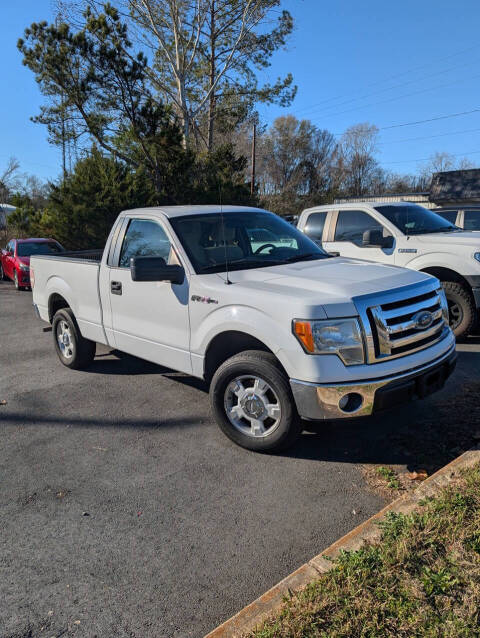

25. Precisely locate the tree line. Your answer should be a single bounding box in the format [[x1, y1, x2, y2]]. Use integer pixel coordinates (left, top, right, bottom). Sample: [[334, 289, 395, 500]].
[[1, 1, 475, 248]]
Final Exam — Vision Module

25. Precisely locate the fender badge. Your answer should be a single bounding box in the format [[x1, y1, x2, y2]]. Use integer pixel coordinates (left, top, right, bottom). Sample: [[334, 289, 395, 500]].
[[191, 295, 218, 304], [398, 248, 417, 253]]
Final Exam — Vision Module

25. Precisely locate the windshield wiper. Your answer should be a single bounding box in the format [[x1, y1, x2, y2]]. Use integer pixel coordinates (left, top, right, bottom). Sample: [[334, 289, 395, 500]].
[[412, 227, 459, 235], [199, 258, 283, 273], [283, 252, 327, 263]]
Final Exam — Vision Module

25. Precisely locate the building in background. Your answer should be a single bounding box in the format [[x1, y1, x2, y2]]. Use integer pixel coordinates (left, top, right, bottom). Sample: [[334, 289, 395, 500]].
[[334, 192, 435, 208], [335, 168, 480, 210], [429, 169, 480, 206], [0, 204, 16, 229]]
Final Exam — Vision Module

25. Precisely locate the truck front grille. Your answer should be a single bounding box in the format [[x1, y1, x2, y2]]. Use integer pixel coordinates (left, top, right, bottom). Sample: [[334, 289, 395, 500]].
[[355, 281, 450, 363]]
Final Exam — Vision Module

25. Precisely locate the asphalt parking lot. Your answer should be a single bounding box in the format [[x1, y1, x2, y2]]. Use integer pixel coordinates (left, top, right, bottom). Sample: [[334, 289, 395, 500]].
[[1, 279, 479, 638]]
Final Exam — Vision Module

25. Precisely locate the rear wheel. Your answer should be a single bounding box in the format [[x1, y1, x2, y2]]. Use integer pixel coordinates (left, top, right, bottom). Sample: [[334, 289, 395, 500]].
[[209, 350, 301, 452], [0, 263, 6, 281], [442, 281, 475, 338], [52, 308, 96, 369]]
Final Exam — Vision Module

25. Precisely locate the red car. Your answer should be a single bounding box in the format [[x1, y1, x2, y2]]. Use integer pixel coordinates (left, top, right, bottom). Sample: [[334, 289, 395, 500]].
[[0, 238, 64, 290]]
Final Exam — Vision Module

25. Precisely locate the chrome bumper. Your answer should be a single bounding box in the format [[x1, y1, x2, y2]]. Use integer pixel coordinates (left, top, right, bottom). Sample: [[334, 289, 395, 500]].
[[290, 344, 457, 421]]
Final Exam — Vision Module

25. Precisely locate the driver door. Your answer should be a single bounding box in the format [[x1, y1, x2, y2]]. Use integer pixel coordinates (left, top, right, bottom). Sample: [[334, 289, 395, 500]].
[[108, 216, 191, 374], [323, 209, 395, 264]]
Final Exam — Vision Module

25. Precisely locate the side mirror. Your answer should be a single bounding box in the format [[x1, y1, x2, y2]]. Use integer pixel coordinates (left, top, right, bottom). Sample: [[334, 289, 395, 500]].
[[362, 229, 393, 249], [130, 256, 184, 284]]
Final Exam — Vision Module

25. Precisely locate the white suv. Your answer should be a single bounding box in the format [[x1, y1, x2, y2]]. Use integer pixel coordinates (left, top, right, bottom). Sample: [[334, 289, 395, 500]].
[[297, 201, 480, 338]]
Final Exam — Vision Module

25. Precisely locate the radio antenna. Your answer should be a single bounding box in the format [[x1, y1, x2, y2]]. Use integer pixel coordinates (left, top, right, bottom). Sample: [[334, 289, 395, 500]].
[[219, 183, 232, 285]]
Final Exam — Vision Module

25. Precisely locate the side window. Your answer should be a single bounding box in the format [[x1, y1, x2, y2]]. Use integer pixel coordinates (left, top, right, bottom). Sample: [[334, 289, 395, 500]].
[[436, 210, 458, 224], [464, 211, 480, 231], [119, 219, 172, 268], [304, 212, 328, 241], [334, 210, 387, 247]]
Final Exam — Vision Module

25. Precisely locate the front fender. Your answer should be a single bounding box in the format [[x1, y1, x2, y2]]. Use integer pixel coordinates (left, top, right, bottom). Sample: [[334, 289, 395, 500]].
[[191, 304, 302, 377], [406, 253, 470, 277]]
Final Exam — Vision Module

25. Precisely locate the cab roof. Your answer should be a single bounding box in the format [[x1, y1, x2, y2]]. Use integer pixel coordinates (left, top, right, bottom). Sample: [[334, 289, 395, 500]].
[[16, 238, 56, 243], [120, 205, 267, 219]]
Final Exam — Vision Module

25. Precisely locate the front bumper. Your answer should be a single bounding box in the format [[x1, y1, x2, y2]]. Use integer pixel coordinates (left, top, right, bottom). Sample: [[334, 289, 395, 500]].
[[290, 344, 457, 421]]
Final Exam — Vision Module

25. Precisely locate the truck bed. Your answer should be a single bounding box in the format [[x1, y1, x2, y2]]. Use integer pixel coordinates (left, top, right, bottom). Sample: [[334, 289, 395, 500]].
[[36, 249, 104, 263], [31, 250, 106, 344]]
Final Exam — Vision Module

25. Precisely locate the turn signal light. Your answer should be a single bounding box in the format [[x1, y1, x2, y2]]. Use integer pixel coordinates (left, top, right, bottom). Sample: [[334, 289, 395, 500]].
[[293, 320, 314, 353]]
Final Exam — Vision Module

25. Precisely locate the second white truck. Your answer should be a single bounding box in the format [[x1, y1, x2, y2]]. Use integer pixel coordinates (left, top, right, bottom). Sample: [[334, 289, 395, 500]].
[[31, 205, 456, 452], [297, 201, 480, 338]]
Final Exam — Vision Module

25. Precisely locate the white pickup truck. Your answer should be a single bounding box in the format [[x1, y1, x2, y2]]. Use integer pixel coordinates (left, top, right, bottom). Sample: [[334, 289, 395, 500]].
[[31, 205, 456, 452], [297, 202, 480, 338]]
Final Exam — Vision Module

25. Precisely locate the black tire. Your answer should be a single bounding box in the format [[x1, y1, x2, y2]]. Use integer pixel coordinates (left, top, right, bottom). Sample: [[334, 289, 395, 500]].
[[13, 270, 22, 291], [52, 308, 96, 369], [0, 263, 6, 281], [209, 350, 301, 452], [442, 281, 475, 338]]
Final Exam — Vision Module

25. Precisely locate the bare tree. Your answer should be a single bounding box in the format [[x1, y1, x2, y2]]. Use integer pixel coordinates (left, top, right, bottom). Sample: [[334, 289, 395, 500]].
[[0, 158, 21, 205], [335, 123, 384, 197], [115, 0, 295, 148], [256, 115, 336, 213]]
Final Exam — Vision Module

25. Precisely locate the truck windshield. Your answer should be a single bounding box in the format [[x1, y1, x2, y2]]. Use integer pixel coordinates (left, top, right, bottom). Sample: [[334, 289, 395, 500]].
[[170, 211, 329, 274], [17, 241, 63, 257], [375, 204, 459, 236]]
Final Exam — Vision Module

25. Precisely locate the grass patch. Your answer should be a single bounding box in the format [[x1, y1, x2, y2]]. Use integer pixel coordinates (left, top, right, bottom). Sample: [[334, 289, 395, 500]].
[[375, 465, 401, 490], [248, 463, 480, 638]]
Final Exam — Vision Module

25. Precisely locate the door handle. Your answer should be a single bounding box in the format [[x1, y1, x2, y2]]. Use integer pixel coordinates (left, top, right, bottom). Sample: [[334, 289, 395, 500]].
[[111, 280, 122, 295]]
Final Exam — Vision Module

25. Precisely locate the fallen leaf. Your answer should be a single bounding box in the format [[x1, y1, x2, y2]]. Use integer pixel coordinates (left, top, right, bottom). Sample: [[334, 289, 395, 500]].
[[407, 469, 428, 481], [82, 511, 90, 517], [0, 399, 7, 406]]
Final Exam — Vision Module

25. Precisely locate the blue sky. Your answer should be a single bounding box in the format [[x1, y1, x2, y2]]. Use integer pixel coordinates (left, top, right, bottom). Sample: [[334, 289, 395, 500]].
[[2, 0, 480, 182]]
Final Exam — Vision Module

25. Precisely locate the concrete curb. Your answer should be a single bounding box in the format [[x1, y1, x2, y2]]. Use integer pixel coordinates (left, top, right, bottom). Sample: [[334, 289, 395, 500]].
[[205, 447, 480, 638]]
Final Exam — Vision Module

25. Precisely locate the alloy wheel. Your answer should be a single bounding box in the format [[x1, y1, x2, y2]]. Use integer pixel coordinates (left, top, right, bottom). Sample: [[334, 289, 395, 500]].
[[56, 320, 74, 359], [224, 375, 282, 438]]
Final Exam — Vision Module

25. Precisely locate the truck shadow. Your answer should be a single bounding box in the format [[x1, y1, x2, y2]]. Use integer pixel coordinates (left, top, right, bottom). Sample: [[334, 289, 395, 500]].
[[84, 349, 208, 392]]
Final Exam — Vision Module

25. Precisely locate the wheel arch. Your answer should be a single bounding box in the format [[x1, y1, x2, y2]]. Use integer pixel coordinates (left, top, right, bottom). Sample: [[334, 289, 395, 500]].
[[419, 266, 472, 293], [203, 330, 286, 383], [48, 292, 71, 323]]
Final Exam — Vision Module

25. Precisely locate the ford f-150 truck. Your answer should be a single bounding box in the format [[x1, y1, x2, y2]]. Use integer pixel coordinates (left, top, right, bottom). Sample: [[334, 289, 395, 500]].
[[297, 202, 480, 338], [31, 205, 456, 452]]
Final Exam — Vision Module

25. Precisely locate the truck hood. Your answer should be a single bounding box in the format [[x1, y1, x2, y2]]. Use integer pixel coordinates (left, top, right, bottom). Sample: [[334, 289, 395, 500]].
[[413, 231, 480, 247], [222, 257, 433, 317]]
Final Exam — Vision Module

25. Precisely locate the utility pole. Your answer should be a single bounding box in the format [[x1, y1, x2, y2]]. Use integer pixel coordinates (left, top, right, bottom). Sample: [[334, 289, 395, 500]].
[[250, 123, 256, 196]]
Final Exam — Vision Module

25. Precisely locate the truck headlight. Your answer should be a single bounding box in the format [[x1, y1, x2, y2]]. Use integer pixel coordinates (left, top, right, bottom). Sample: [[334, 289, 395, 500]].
[[438, 288, 449, 324], [474, 252, 480, 263], [19, 263, 30, 271], [293, 318, 365, 365]]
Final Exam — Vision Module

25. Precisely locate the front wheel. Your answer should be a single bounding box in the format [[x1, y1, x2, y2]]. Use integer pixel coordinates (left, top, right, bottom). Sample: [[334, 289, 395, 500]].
[[13, 270, 22, 291], [52, 308, 96, 369], [442, 281, 475, 338], [0, 263, 7, 281], [209, 350, 301, 452]]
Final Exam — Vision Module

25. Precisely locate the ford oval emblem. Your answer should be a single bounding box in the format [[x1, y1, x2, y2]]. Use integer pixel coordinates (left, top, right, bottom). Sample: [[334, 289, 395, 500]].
[[412, 310, 434, 330]]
